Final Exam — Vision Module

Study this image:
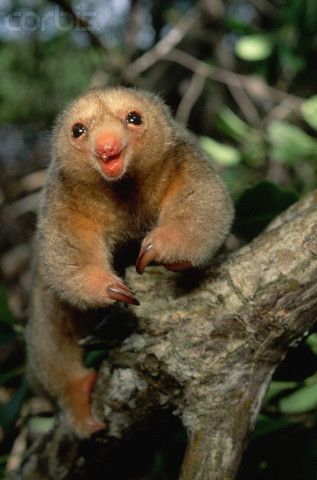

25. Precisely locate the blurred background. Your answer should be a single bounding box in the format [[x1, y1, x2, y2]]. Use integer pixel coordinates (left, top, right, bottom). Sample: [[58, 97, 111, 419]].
[[1, 0, 317, 478]]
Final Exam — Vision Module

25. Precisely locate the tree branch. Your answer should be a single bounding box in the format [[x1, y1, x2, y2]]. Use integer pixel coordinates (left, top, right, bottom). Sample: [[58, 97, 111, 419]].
[[52, 0, 107, 50], [124, 9, 200, 80], [176, 72, 206, 123], [13, 190, 317, 479], [165, 49, 303, 107]]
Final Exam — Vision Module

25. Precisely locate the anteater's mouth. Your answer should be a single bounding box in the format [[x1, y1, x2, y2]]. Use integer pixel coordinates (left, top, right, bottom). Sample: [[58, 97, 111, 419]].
[[99, 152, 125, 179]]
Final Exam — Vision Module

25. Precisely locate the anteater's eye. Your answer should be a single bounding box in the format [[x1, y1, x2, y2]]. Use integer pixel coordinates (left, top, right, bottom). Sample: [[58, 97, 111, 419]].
[[126, 111, 143, 125], [72, 123, 87, 138]]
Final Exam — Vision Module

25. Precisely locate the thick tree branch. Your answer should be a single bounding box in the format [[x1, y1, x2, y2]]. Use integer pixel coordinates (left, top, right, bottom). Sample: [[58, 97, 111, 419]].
[[13, 190, 317, 479]]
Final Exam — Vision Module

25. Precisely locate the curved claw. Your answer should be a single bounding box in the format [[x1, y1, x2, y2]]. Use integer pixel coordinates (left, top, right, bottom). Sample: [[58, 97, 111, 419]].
[[114, 283, 130, 292], [163, 261, 192, 272], [107, 285, 140, 305], [136, 244, 157, 274]]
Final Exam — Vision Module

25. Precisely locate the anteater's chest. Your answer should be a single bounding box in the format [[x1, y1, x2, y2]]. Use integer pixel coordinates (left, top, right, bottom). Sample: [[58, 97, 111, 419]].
[[101, 179, 160, 240]]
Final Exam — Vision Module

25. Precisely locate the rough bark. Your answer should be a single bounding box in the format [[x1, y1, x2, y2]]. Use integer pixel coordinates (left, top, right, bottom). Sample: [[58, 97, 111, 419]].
[[13, 190, 317, 479]]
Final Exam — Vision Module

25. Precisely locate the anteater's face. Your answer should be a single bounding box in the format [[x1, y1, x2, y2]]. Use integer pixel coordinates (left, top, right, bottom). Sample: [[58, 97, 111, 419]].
[[53, 88, 174, 183]]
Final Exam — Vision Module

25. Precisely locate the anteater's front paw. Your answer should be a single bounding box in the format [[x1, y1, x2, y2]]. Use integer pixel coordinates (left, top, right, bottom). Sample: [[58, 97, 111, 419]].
[[136, 227, 193, 274], [107, 281, 140, 305], [79, 267, 139, 307]]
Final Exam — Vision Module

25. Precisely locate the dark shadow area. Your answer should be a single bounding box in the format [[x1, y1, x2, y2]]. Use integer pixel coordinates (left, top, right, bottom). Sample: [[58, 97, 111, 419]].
[[274, 339, 317, 381], [79, 306, 139, 370], [174, 267, 208, 294], [238, 424, 317, 480], [80, 305, 139, 349], [76, 410, 187, 480]]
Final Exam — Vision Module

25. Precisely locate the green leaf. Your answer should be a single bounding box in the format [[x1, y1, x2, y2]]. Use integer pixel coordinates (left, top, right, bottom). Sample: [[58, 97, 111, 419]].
[[0, 380, 28, 431], [217, 107, 251, 142], [268, 121, 317, 164], [0, 455, 9, 466], [242, 130, 266, 167], [303, 372, 317, 386], [278, 45, 306, 76], [264, 381, 297, 403], [234, 181, 299, 240], [84, 349, 106, 369], [252, 414, 296, 439], [306, 333, 317, 355], [301, 96, 317, 130], [200, 136, 241, 166], [235, 34, 274, 61], [28, 416, 54, 434], [279, 382, 317, 414]]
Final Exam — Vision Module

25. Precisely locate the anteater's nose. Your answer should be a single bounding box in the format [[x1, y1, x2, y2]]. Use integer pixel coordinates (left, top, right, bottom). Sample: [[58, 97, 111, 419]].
[[95, 134, 123, 160]]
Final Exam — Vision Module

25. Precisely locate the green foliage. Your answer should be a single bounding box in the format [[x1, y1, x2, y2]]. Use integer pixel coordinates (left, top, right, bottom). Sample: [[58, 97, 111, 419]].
[[217, 107, 251, 142], [279, 383, 317, 415], [0, 37, 103, 125], [28, 416, 54, 434], [200, 136, 241, 166], [306, 333, 317, 354], [235, 34, 274, 62], [267, 121, 317, 164], [301, 96, 317, 130], [252, 414, 296, 440], [234, 181, 299, 240], [84, 349, 107, 369], [264, 380, 297, 403]]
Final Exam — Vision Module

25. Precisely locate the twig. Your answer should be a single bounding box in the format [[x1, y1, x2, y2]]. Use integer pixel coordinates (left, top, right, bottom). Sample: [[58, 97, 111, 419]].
[[176, 72, 206, 124], [124, 9, 200, 80], [1, 244, 31, 279], [4, 192, 40, 219], [228, 84, 262, 126], [53, 0, 107, 50], [250, 0, 279, 17], [264, 96, 300, 123], [124, 0, 144, 57], [14, 169, 47, 195], [166, 49, 303, 107], [6, 428, 27, 474]]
